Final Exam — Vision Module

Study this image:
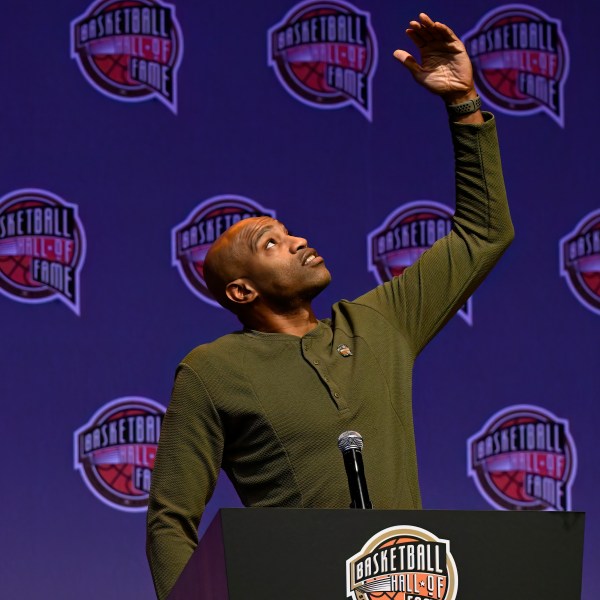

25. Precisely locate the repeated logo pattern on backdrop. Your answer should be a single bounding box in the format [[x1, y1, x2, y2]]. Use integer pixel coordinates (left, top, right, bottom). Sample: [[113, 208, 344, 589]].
[[559, 209, 600, 316], [467, 405, 577, 511], [4, 0, 600, 597], [0, 189, 86, 315], [367, 201, 473, 325], [172, 196, 277, 307], [463, 4, 569, 126], [346, 526, 458, 600], [268, 0, 378, 120], [71, 0, 183, 113], [74, 397, 165, 512]]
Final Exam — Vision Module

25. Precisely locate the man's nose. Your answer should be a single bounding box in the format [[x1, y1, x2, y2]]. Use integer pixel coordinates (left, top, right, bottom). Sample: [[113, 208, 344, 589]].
[[290, 235, 308, 252]]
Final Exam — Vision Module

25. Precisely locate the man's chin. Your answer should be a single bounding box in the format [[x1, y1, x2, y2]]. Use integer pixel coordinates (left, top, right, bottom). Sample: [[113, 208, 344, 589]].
[[303, 271, 332, 301]]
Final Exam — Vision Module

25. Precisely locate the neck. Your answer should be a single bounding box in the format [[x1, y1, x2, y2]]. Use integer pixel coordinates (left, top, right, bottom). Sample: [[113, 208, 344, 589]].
[[241, 302, 319, 337]]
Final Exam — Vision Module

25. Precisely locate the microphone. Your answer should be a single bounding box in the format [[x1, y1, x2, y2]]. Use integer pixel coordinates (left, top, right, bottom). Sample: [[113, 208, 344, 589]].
[[338, 431, 373, 509]]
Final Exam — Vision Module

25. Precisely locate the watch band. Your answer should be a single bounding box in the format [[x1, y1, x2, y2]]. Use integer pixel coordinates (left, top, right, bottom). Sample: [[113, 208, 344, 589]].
[[446, 95, 482, 117]]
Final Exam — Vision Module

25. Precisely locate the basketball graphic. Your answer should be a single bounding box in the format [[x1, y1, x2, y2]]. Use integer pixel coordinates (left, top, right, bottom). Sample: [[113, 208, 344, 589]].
[[367, 201, 473, 325], [463, 4, 569, 126], [0, 199, 48, 291], [74, 396, 165, 512], [484, 416, 547, 504], [467, 405, 577, 511], [171, 195, 276, 307], [71, 0, 183, 113], [346, 526, 458, 600], [559, 209, 600, 316], [0, 189, 86, 314], [267, 0, 378, 120]]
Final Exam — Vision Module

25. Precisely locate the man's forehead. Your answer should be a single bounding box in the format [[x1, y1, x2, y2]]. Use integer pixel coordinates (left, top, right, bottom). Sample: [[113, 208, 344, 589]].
[[228, 216, 282, 245], [228, 215, 276, 233]]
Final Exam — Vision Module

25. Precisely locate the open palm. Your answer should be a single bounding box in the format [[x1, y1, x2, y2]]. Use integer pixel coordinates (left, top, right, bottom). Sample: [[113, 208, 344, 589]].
[[394, 13, 474, 102]]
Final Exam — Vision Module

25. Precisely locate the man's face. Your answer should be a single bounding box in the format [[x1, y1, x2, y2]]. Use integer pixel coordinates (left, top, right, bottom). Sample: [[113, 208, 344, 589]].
[[233, 217, 331, 306]]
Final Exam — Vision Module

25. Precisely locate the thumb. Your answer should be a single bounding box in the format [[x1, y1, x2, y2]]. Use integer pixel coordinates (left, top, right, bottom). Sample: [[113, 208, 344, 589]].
[[393, 49, 423, 79]]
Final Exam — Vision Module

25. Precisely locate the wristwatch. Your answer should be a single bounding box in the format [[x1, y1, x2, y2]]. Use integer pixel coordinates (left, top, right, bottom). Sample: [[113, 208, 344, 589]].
[[446, 95, 482, 118]]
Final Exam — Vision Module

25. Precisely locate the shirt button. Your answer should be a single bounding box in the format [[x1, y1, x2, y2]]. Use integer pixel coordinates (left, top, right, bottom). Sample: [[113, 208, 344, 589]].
[[313, 360, 320, 365], [324, 377, 329, 382], [334, 392, 340, 398]]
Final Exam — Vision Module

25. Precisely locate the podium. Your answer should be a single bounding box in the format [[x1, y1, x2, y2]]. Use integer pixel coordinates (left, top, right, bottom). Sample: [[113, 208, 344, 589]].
[[168, 508, 585, 599]]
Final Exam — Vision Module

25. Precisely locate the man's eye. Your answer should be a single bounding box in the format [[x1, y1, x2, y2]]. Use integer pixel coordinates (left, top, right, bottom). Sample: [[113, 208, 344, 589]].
[[266, 239, 276, 249]]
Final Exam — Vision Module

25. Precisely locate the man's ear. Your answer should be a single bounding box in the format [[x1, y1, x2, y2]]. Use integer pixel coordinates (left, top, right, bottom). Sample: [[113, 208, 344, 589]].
[[225, 279, 258, 305]]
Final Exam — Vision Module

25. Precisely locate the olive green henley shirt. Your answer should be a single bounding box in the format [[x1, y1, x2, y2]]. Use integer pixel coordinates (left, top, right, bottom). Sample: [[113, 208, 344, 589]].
[[147, 113, 514, 600]]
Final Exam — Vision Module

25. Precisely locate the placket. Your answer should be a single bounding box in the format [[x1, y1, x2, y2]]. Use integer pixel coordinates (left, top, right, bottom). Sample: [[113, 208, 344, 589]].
[[301, 338, 349, 411]]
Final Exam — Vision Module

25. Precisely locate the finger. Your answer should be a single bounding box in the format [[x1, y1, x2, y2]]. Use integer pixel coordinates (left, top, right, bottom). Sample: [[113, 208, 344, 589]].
[[433, 21, 458, 43], [419, 13, 435, 28], [418, 13, 459, 43], [406, 27, 427, 48], [411, 17, 434, 41], [417, 26, 434, 42], [393, 49, 423, 77], [409, 21, 430, 40]]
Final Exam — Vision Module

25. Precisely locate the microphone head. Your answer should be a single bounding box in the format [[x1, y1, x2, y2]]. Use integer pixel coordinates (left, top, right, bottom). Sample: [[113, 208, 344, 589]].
[[338, 430, 364, 452]]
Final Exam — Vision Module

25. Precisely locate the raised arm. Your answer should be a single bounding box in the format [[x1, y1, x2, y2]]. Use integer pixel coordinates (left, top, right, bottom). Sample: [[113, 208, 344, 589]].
[[355, 14, 514, 355]]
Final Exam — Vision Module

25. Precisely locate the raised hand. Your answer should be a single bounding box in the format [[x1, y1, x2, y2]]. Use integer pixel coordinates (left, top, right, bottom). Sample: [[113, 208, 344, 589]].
[[394, 13, 477, 106]]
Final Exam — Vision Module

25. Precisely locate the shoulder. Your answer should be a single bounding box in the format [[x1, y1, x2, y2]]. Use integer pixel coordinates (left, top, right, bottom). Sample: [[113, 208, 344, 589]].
[[330, 292, 400, 333], [180, 332, 248, 375]]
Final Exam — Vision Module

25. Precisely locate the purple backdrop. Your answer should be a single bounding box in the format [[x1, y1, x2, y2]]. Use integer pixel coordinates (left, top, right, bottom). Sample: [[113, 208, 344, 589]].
[[1, 0, 598, 598]]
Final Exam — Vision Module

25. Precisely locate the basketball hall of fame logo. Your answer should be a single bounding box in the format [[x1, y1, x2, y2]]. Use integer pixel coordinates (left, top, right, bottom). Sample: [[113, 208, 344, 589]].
[[268, 0, 378, 121], [71, 0, 183, 113], [560, 208, 600, 316], [0, 189, 86, 315], [172, 195, 276, 307], [74, 397, 165, 512], [367, 201, 473, 325], [346, 526, 458, 600], [463, 4, 569, 127], [468, 405, 577, 511]]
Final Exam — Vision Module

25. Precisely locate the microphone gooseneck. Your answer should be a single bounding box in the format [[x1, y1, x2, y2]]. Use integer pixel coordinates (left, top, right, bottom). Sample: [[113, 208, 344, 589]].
[[338, 431, 373, 509]]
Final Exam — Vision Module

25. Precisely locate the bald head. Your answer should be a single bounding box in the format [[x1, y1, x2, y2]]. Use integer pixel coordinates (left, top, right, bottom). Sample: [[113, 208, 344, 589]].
[[204, 216, 274, 310], [204, 216, 331, 320]]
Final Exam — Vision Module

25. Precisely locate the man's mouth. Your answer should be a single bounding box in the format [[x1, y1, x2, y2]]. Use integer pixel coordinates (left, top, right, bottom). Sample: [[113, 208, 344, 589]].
[[302, 249, 322, 266]]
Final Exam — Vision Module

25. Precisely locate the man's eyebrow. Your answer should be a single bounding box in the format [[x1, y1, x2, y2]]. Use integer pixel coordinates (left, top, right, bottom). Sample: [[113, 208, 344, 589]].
[[252, 225, 274, 251]]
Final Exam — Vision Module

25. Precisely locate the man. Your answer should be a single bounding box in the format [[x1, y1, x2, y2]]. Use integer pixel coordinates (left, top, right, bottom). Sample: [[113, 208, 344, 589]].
[[147, 13, 514, 600]]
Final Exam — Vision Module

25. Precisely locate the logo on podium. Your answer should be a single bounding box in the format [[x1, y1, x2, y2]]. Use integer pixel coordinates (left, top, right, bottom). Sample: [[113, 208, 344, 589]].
[[346, 525, 458, 600]]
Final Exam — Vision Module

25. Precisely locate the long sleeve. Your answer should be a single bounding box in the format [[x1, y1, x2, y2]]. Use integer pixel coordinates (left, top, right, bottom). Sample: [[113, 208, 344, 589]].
[[146, 364, 224, 600], [355, 113, 514, 355]]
